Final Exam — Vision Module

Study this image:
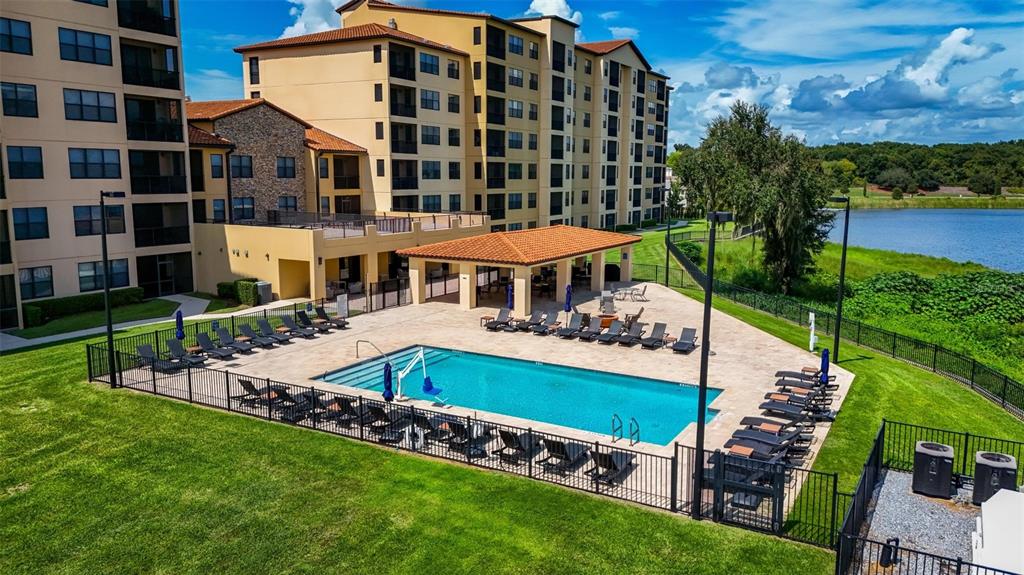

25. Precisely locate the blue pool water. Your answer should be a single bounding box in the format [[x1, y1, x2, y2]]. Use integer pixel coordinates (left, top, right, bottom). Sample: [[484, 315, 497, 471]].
[[316, 346, 721, 445]]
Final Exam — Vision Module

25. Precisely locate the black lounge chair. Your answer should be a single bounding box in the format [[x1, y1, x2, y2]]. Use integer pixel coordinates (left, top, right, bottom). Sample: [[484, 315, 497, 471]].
[[268, 388, 302, 413], [671, 327, 698, 354], [640, 322, 668, 349], [739, 415, 815, 432], [196, 332, 235, 359], [238, 324, 277, 348], [724, 437, 808, 461], [586, 450, 634, 485], [257, 318, 293, 343], [513, 310, 545, 332], [316, 306, 349, 329], [575, 317, 605, 341], [297, 310, 332, 334], [539, 438, 589, 474], [279, 390, 321, 423], [166, 338, 207, 367], [775, 377, 838, 392], [447, 420, 494, 458], [412, 413, 452, 445], [775, 370, 836, 383], [760, 400, 836, 422], [136, 344, 181, 373], [484, 308, 512, 331], [230, 378, 281, 407], [614, 322, 646, 346], [556, 314, 584, 338], [281, 315, 317, 338], [314, 396, 369, 427], [360, 405, 408, 444], [493, 429, 542, 465], [732, 428, 812, 448], [530, 315, 559, 335], [764, 390, 832, 408], [215, 327, 256, 353], [595, 320, 625, 344]]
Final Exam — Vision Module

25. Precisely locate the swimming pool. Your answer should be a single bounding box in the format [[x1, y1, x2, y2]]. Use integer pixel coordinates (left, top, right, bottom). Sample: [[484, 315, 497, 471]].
[[316, 346, 721, 445]]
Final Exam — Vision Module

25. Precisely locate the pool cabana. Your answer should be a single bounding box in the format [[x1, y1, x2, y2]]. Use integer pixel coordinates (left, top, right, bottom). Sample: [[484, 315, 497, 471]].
[[396, 225, 642, 314]]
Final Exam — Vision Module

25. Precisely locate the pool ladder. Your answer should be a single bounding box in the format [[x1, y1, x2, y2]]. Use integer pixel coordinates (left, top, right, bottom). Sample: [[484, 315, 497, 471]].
[[611, 414, 640, 446]]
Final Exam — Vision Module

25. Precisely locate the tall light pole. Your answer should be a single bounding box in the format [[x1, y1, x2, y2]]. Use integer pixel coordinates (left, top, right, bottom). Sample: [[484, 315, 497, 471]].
[[101, 191, 126, 388], [830, 196, 850, 363], [692, 210, 733, 519]]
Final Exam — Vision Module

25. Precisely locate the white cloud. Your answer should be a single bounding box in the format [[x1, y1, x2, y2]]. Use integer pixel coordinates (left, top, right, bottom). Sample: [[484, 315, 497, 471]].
[[185, 69, 242, 101], [608, 26, 639, 39], [903, 27, 1000, 99], [526, 0, 583, 24], [598, 11, 621, 21]]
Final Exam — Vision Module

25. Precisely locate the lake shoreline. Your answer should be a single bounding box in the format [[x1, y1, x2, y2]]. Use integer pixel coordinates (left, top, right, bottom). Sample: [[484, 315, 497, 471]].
[[848, 196, 1024, 209]]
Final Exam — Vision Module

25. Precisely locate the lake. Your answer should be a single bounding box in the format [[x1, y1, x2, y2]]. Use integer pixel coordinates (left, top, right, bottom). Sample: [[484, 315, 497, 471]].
[[827, 208, 1023, 272]]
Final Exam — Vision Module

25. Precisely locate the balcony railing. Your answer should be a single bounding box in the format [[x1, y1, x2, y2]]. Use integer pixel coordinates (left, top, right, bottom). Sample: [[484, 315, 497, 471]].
[[118, 4, 177, 36], [390, 103, 416, 118], [389, 63, 415, 81], [605, 175, 617, 186], [333, 176, 359, 189], [391, 141, 417, 154], [550, 176, 564, 188], [392, 176, 418, 190], [131, 175, 187, 194], [486, 146, 505, 158], [486, 177, 505, 189], [126, 120, 183, 142], [133, 225, 190, 248], [487, 208, 505, 221], [123, 65, 180, 90], [486, 112, 505, 125], [486, 77, 505, 93]]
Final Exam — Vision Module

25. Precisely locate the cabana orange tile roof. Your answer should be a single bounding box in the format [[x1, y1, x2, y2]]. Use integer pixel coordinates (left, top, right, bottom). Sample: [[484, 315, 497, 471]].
[[396, 225, 641, 267]]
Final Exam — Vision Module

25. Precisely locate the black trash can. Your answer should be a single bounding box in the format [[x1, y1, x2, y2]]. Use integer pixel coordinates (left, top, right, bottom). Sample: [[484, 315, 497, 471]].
[[972, 452, 1018, 505], [912, 441, 954, 499]]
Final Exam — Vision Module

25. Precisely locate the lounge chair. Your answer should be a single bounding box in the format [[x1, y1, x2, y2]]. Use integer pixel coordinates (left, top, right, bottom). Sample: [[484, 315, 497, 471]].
[[724, 437, 808, 460], [595, 320, 625, 344], [513, 310, 545, 332], [281, 315, 317, 338], [555, 313, 583, 338], [297, 310, 332, 334], [671, 327, 698, 354], [775, 377, 838, 392], [493, 429, 542, 465], [257, 318, 293, 343], [216, 327, 256, 353], [362, 405, 408, 443], [539, 438, 589, 474], [279, 390, 321, 423], [775, 370, 836, 383], [576, 317, 605, 341], [314, 396, 369, 427], [230, 378, 280, 407], [530, 315, 559, 335], [447, 420, 494, 458], [614, 322, 646, 346], [136, 344, 181, 373], [631, 285, 649, 302], [412, 413, 452, 446], [764, 390, 832, 408], [238, 324, 277, 348], [268, 388, 302, 413], [586, 450, 634, 485], [760, 400, 836, 422], [316, 306, 349, 329], [640, 322, 668, 349], [732, 428, 812, 448], [196, 332, 236, 359], [739, 415, 815, 433], [166, 338, 206, 367], [484, 308, 512, 331]]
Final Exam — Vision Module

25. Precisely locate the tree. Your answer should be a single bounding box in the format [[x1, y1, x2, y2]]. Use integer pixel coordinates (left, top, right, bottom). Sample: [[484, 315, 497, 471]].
[[968, 172, 1000, 195], [891, 187, 904, 200], [876, 167, 917, 193], [666, 179, 685, 219], [915, 168, 941, 191], [822, 158, 857, 193]]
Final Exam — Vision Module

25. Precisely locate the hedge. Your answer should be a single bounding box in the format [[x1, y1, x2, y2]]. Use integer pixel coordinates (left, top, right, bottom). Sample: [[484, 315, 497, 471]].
[[236, 280, 259, 306], [216, 282, 237, 301], [641, 219, 659, 229], [22, 287, 145, 327], [614, 223, 638, 232]]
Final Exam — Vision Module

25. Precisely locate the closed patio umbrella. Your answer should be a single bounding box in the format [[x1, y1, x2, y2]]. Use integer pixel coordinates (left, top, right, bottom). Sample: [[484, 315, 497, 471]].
[[382, 362, 394, 402], [506, 282, 514, 310], [175, 310, 185, 340], [564, 284, 573, 323], [820, 348, 830, 384]]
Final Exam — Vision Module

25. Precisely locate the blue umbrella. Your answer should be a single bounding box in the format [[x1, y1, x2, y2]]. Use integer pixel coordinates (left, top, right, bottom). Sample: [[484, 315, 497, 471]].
[[506, 282, 514, 310], [382, 362, 394, 402], [564, 284, 573, 322], [820, 348, 830, 384], [175, 310, 185, 340]]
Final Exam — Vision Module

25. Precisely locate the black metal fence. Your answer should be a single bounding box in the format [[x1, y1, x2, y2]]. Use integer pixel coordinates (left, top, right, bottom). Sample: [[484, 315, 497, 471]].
[[836, 534, 1017, 575], [880, 421, 1024, 486]]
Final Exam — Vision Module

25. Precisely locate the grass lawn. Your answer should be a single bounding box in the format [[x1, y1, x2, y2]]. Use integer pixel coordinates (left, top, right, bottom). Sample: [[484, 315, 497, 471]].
[[185, 291, 251, 314], [0, 327, 834, 575], [847, 194, 1024, 209], [9, 299, 181, 339]]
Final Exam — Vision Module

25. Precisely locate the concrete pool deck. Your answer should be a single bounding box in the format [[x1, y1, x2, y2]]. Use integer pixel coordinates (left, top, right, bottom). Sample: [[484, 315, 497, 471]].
[[216, 281, 854, 461]]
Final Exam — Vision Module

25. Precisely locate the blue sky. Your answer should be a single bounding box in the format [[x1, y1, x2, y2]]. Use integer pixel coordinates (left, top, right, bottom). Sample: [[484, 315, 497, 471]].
[[182, 0, 1024, 146]]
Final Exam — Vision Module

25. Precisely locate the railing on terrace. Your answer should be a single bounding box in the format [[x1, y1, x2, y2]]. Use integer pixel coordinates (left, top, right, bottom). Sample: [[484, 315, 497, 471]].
[[208, 210, 486, 238]]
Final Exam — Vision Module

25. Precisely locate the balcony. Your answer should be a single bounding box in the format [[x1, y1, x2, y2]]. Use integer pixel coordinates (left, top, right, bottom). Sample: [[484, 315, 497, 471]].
[[131, 175, 186, 194], [390, 102, 416, 118], [333, 176, 359, 189], [392, 176, 418, 190], [126, 120, 182, 142], [134, 225, 190, 247], [123, 65, 180, 90], [391, 140, 417, 154], [486, 177, 505, 189], [487, 76, 505, 93], [487, 208, 506, 221], [118, 1, 177, 36], [389, 43, 416, 81], [550, 174, 564, 188], [486, 111, 505, 125], [605, 175, 617, 186], [486, 146, 505, 158], [389, 63, 415, 81]]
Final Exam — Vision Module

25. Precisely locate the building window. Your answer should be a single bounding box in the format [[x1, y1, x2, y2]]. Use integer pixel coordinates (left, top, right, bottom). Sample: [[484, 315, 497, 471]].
[[63, 88, 116, 122], [527, 192, 537, 208], [584, 59, 592, 74], [248, 57, 260, 84], [422, 160, 441, 180], [374, 83, 382, 102], [474, 162, 482, 179], [448, 94, 460, 113], [230, 155, 253, 178], [473, 26, 481, 45], [508, 132, 523, 149], [582, 165, 590, 179], [375, 121, 384, 140], [449, 194, 461, 211], [508, 164, 522, 180], [448, 161, 460, 180], [78, 259, 128, 292], [212, 199, 225, 222], [528, 41, 538, 59], [1, 82, 37, 117], [447, 59, 459, 79], [508, 68, 523, 87], [7, 146, 43, 179], [528, 103, 537, 121], [528, 133, 537, 150], [508, 192, 523, 209], [421, 125, 440, 145], [277, 196, 297, 211], [1, 18, 32, 55], [320, 196, 330, 214], [232, 197, 254, 220], [276, 157, 296, 178], [69, 148, 120, 179], [210, 154, 224, 178], [58, 28, 112, 65], [508, 99, 523, 118], [73, 205, 125, 236], [420, 52, 439, 75], [528, 164, 537, 180], [508, 35, 523, 55], [474, 95, 481, 113], [318, 157, 329, 178], [13, 207, 48, 240], [420, 89, 440, 110], [473, 61, 481, 80], [473, 129, 481, 147], [422, 194, 442, 212], [376, 159, 385, 177], [373, 44, 382, 63], [19, 266, 52, 300], [249, 91, 260, 99], [448, 128, 460, 146]]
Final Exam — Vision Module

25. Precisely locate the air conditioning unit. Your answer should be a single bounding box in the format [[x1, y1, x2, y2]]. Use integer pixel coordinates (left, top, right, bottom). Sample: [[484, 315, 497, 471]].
[[913, 441, 954, 499], [254, 281, 273, 305], [973, 452, 1018, 505]]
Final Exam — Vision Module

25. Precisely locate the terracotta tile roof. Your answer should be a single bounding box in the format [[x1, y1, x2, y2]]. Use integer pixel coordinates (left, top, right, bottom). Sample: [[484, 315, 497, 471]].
[[305, 126, 365, 153], [396, 225, 641, 267], [186, 98, 263, 121], [187, 124, 233, 147], [233, 22, 468, 56], [577, 38, 653, 71], [339, 0, 552, 33]]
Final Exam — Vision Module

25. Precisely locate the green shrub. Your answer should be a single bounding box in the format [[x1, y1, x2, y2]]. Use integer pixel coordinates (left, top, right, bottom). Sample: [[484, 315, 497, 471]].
[[20, 287, 145, 326], [216, 282, 237, 300], [641, 218, 659, 228], [236, 280, 259, 306], [22, 305, 43, 327], [675, 241, 703, 265], [968, 172, 1000, 196], [614, 223, 638, 232], [891, 187, 903, 200]]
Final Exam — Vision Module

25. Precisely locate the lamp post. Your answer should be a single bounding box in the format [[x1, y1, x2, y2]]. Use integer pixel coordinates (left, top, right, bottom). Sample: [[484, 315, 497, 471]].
[[692, 210, 733, 519], [830, 196, 850, 363], [100, 191, 125, 388]]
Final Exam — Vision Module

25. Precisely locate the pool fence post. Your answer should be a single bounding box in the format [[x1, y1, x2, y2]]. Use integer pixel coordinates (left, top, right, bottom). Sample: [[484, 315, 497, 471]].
[[151, 357, 157, 393], [409, 406, 417, 452], [224, 371, 231, 411], [186, 364, 193, 403], [830, 472, 839, 548], [527, 428, 534, 478], [358, 397, 365, 440], [670, 443, 679, 512], [266, 377, 273, 420], [464, 416, 472, 464]]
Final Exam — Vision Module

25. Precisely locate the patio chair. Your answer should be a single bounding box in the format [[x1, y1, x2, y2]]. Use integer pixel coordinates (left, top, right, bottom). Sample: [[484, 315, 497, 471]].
[[595, 320, 625, 344], [555, 313, 583, 338], [775, 377, 838, 392], [640, 323, 668, 349], [484, 308, 512, 331], [775, 370, 836, 383], [314, 396, 369, 427], [575, 317, 605, 341], [539, 438, 589, 474], [724, 437, 809, 461], [216, 327, 256, 353], [447, 420, 495, 458], [530, 314, 560, 335], [739, 415, 815, 433], [281, 315, 317, 338], [230, 378, 280, 408], [630, 285, 649, 302], [257, 318, 293, 343], [362, 405, 408, 444], [493, 429, 542, 465], [585, 450, 634, 486], [623, 307, 645, 330], [513, 310, 545, 332], [316, 306, 349, 329], [166, 338, 207, 367], [279, 390, 321, 423], [731, 428, 812, 448], [759, 400, 836, 422], [412, 413, 452, 446], [764, 390, 833, 408], [136, 344, 181, 373], [297, 310, 332, 334], [671, 327, 698, 354], [195, 332, 236, 360], [614, 322, 646, 346], [238, 324, 277, 348]]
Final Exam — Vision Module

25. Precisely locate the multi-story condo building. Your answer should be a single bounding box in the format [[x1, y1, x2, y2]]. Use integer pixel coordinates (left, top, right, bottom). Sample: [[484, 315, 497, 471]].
[[1, 0, 190, 328], [233, 0, 670, 233]]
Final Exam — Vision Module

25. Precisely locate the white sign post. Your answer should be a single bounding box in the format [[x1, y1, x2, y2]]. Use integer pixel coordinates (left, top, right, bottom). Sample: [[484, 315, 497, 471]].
[[809, 312, 818, 352], [336, 294, 349, 319]]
